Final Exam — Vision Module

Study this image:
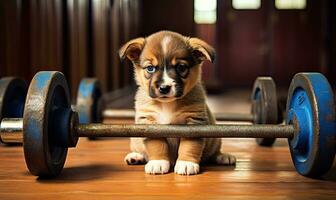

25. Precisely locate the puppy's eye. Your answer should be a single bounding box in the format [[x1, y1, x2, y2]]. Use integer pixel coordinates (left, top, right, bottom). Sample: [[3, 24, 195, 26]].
[[145, 66, 156, 73], [176, 64, 188, 74]]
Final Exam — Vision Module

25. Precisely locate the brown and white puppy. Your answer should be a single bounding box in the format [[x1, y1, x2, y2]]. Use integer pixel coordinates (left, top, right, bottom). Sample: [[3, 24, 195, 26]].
[[120, 31, 236, 175]]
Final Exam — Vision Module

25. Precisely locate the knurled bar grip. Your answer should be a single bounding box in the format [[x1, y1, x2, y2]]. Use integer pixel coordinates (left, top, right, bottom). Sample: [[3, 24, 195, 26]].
[[76, 124, 295, 138]]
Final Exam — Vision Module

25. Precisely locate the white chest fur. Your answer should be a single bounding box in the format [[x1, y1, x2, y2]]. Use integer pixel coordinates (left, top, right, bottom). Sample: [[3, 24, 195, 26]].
[[157, 101, 176, 124]]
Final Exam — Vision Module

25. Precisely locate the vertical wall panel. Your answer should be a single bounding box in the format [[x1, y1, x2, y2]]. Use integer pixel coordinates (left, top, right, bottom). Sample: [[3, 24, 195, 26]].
[[29, 0, 41, 74], [0, 1, 7, 77], [0, 0, 31, 79], [117, 0, 141, 88], [30, 0, 64, 74], [92, 0, 110, 91], [67, 0, 90, 97], [217, 0, 270, 87], [110, 0, 121, 90], [328, 0, 336, 86], [121, 0, 132, 86], [0, 1, 5, 77], [117, 0, 126, 87], [4, 1, 21, 75], [270, 1, 323, 86], [0, 0, 141, 92]]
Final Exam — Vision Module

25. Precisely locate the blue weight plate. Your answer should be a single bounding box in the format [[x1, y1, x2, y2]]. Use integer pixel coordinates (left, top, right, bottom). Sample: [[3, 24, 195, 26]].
[[23, 71, 71, 177], [286, 73, 336, 177], [76, 78, 102, 124], [251, 77, 278, 146], [0, 77, 27, 120]]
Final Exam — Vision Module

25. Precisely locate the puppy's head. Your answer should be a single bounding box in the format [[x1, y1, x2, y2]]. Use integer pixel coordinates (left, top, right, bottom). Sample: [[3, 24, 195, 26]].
[[119, 31, 215, 102]]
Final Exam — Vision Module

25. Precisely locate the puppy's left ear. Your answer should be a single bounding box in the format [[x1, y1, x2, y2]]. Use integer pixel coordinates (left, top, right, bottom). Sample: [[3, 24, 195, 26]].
[[188, 38, 215, 63], [119, 37, 145, 63]]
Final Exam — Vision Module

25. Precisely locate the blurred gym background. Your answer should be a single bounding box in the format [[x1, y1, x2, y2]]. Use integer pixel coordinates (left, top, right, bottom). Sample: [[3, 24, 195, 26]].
[[0, 0, 335, 97]]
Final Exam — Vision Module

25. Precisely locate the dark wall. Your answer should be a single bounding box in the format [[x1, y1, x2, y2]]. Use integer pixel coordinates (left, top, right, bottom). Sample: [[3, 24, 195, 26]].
[[141, 0, 194, 36], [140, 0, 336, 88], [217, 0, 336, 88], [1, 0, 335, 91], [0, 0, 69, 86], [328, 0, 336, 88], [0, 0, 142, 98]]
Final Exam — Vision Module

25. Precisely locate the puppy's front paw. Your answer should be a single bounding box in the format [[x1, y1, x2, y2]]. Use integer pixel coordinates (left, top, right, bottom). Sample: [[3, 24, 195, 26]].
[[174, 160, 200, 175], [215, 153, 236, 165], [145, 160, 170, 175], [124, 152, 147, 165]]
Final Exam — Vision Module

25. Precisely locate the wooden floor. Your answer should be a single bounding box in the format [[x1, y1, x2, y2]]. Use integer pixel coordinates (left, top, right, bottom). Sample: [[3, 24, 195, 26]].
[[0, 91, 335, 199]]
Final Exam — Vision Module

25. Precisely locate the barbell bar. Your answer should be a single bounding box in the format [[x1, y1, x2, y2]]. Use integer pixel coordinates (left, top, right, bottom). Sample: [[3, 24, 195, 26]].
[[0, 71, 335, 178], [0, 118, 294, 140]]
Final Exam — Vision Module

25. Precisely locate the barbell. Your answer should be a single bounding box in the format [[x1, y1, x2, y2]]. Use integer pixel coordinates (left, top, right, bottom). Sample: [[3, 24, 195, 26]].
[[0, 77, 103, 144], [0, 71, 335, 178], [0, 76, 282, 145]]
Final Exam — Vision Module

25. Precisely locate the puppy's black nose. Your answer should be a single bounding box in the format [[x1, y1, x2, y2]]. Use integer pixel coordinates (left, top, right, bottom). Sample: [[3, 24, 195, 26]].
[[159, 85, 171, 95]]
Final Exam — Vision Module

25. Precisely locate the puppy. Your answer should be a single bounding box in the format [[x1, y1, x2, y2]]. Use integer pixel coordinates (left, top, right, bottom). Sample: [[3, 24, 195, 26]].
[[119, 31, 236, 175]]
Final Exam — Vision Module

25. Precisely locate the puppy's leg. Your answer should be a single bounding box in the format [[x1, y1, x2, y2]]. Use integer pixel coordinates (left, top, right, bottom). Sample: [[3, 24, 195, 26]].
[[125, 152, 148, 165], [212, 152, 236, 165], [205, 106, 236, 165], [125, 138, 148, 165], [174, 138, 205, 175], [131, 116, 170, 174], [203, 138, 236, 165], [144, 138, 170, 175]]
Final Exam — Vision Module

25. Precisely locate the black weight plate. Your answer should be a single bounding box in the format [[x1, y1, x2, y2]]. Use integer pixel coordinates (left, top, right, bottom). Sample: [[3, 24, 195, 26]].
[[0, 77, 27, 120], [251, 77, 278, 146]]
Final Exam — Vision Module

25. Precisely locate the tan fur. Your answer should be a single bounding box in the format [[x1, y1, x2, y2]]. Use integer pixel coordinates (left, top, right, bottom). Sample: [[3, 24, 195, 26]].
[[120, 31, 235, 175], [133, 83, 221, 163]]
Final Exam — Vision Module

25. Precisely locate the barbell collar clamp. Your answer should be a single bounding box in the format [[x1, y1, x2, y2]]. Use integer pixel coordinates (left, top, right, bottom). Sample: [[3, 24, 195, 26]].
[[0, 118, 23, 144], [52, 108, 79, 147]]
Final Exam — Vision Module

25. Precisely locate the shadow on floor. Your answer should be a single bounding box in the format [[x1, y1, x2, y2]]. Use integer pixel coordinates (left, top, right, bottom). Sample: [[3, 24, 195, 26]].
[[322, 164, 336, 182], [35, 164, 116, 182]]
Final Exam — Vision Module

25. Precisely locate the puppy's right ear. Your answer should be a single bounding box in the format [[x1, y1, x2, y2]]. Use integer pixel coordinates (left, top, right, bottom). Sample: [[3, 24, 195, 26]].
[[119, 37, 145, 63]]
